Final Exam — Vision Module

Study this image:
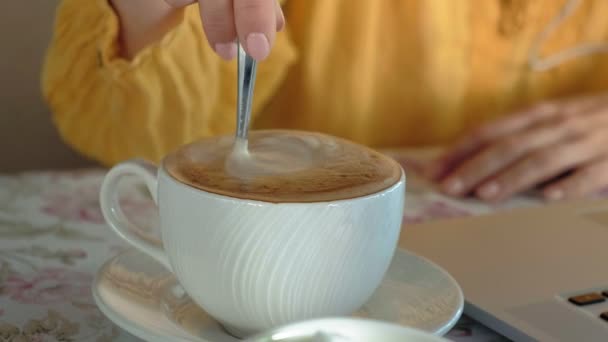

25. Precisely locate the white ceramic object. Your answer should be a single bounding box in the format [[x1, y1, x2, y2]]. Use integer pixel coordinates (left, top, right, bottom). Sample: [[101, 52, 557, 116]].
[[99, 159, 406, 336], [245, 318, 450, 342], [92, 248, 463, 342]]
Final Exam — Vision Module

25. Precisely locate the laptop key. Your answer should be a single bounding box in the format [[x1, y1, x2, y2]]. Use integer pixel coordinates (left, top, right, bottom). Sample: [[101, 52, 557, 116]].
[[568, 293, 605, 306]]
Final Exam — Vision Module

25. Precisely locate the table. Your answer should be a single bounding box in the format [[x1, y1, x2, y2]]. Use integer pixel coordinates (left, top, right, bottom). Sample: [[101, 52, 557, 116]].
[[0, 151, 541, 341]]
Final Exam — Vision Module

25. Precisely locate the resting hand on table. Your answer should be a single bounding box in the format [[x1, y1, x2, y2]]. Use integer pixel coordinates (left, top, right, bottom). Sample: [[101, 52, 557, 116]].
[[430, 93, 608, 202]]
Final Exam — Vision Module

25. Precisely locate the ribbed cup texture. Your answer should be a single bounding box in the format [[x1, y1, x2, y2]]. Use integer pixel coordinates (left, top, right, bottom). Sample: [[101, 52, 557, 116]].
[[158, 171, 405, 335]]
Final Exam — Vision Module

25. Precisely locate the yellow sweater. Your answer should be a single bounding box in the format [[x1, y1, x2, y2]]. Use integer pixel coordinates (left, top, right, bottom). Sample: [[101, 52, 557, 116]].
[[43, 0, 608, 166]]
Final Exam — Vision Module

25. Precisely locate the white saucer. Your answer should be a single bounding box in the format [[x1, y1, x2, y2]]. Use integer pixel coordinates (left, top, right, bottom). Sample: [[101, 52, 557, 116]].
[[92, 248, 463, 342]]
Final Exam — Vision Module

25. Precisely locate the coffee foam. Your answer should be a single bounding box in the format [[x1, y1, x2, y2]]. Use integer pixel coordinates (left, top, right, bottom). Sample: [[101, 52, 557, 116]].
[[226, 135, 321, 177], [164, 130, 402, 203]]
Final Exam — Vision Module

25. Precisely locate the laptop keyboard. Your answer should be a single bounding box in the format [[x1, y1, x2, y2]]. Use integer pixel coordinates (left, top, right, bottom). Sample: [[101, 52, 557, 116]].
[[568, 291, 608, 323], [569, 293, 605, 306]]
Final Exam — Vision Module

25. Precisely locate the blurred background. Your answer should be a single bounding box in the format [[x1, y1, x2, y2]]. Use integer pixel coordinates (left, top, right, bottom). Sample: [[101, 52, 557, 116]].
[[0, 1, 91, 172]]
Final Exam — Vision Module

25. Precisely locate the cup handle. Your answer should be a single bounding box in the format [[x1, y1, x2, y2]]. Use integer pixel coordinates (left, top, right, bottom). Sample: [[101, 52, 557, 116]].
[[99, 159, 172, 272]]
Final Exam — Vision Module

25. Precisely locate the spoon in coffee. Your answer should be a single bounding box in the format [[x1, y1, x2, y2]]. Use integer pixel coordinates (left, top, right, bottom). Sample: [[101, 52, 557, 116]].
[[235, 43, 257, 146], [227, 43, 258, 171]]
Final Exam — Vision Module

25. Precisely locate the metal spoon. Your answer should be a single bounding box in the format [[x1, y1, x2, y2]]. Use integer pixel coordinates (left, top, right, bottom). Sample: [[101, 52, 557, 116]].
[[236, 43, 258, 141]]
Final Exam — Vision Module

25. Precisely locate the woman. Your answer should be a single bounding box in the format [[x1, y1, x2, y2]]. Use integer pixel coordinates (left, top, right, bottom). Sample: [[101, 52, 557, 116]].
[[43, 0, 608, 201]]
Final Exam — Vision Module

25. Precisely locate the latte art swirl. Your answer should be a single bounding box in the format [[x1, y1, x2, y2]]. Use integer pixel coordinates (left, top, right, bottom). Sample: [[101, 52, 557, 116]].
[[165, 130, 402, 203], [226, 134, 337, 177]]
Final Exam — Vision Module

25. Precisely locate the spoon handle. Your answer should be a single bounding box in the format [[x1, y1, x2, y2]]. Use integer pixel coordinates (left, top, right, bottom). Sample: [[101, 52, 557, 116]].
[[236, 44, 258, 140]]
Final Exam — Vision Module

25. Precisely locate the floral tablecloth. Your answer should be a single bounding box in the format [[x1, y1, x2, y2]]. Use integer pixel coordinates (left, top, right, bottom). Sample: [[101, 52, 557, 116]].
[[0, 150, 541, 341]]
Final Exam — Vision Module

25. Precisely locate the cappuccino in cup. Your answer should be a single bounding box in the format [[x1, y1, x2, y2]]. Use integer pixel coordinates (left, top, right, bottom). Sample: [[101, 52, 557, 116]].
[[100, 130, 405, 337], [165, 130, 402, 202]]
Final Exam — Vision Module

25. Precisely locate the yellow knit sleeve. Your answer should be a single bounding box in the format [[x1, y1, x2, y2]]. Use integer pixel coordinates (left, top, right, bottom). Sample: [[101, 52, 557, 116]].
[[42, 0, 297, 166]]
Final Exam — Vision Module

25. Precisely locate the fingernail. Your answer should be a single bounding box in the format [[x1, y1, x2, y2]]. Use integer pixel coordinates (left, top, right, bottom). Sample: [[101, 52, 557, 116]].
[[545, 188, 564, 201], [478, 182, 500, 200], [215, 42, 237, 60], [246, 33, 270, 61], [443, 178, 464, 195]]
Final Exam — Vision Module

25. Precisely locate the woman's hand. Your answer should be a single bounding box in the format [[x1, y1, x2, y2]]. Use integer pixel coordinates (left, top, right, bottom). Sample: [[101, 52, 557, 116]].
[[164, 0, 284, 61], [429, 94, 608, 202]]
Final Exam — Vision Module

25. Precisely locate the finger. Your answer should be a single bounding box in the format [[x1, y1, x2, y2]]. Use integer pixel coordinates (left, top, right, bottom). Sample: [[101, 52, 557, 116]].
[[431, 102, 559, 180], [476, 133, 606, 201], [164, 0, 197, 7], [234, 0, 277, 61], [275, 0, 285, 32], [439, 123, 569, 197], [199, 0, 238, 60], [544, 158, 608, 201], [558, 93, 608, 118]]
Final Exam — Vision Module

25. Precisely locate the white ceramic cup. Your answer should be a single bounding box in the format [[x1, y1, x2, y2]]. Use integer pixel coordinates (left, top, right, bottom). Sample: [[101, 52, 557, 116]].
[[99, 157, 405, 337]]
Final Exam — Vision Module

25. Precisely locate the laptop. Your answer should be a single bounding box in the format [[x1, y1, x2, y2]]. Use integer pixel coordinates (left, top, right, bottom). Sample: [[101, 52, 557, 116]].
[[401, 199, 608, 342]]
